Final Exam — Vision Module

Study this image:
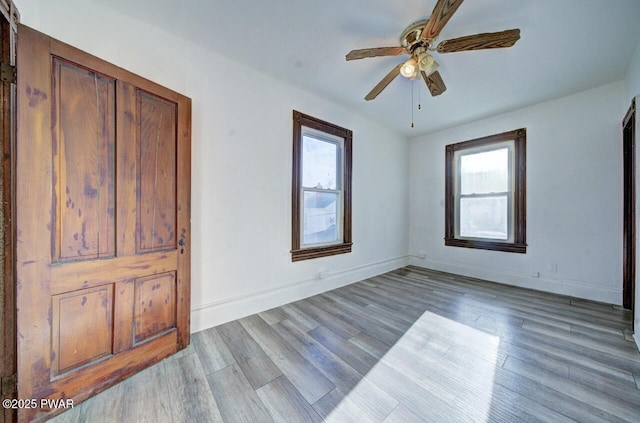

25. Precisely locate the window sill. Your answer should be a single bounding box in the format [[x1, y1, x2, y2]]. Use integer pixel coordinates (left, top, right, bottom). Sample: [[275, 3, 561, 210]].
[[444, 238, 526, 253], [291, 243, 352, 262]]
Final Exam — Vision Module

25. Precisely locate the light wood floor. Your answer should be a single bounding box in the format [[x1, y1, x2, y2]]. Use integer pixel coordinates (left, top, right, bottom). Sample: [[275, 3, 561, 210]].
[[50, 266, 640, 422]]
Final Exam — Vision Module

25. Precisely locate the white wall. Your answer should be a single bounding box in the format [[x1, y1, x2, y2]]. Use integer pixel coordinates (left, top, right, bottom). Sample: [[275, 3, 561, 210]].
[[626, 39, 640, 101], [409, 82, 627, 304], [15, 0, 410, 332]]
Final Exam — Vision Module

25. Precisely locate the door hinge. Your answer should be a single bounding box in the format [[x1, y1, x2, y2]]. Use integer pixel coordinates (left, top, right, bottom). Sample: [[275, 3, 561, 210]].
[[1, 374, 17, 396], [0, 62, 16, 84]]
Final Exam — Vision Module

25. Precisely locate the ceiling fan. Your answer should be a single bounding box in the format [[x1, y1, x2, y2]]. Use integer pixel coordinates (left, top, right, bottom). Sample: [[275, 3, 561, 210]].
[[346, 0, 521, 101]]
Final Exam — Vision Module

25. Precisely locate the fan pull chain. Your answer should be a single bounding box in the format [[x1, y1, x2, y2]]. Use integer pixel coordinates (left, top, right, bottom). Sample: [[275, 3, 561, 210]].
[[411, 80, 414, 128], [418, 81, 422, 110]]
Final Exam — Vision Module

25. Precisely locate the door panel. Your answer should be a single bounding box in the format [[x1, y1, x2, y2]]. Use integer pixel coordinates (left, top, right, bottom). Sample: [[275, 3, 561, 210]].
[[52, 57, 116, 263], [133, 272, 176, 344], [51, 285, 114, 375], [137, 90, 177, 254], [16, 25, 191, 422]]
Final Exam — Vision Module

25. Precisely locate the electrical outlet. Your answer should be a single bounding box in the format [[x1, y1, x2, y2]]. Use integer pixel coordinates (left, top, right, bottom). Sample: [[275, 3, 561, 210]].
[[530, 271, 539, 278], [547, 263, 557, 273]]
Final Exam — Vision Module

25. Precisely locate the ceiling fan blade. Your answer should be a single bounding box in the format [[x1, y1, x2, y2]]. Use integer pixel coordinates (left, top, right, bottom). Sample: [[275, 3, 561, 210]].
[[421, 0, 464, 41], [421, 70, 447, 97], [365, 64, 402, 101], [437, 29, 521, 53], [346, 46, 407, 61]]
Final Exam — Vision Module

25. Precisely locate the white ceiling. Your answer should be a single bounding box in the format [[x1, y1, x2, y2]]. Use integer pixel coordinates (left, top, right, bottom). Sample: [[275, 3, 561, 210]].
[[94, 0, 640, 137]]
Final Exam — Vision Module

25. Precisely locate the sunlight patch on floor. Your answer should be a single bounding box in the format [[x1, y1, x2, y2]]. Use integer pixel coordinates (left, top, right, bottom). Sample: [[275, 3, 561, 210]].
[[328, 310, 501, 422]]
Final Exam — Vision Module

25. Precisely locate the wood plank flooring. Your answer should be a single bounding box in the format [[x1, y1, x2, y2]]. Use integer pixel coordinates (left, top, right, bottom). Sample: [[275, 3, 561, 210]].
[[49, 266, 640, 422]]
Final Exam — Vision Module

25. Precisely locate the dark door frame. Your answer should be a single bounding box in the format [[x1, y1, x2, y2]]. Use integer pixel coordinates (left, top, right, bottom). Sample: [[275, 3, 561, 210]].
[[0, 2, 18, 423], [623, 98, 636, 327]]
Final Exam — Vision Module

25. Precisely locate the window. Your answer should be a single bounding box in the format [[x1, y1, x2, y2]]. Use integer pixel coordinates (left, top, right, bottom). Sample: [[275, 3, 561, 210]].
[[445, 129, 526, 253], [291, 111, 352, 261]]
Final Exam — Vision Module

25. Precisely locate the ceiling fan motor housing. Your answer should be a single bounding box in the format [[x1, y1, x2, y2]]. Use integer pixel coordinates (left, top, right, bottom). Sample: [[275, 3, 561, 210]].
[[400, 19, 431, 52], [399, 20, 439, 78]]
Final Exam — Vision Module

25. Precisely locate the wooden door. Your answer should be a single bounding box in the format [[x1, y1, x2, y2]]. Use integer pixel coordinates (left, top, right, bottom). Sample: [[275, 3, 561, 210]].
[[15, 25, 191, 422]]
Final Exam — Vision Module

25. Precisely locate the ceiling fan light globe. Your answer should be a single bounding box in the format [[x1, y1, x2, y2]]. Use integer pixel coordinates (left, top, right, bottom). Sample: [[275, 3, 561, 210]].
[[418, 53, 434, 70], [424, 61, 439, 76], [400, 57, 417, 78], [417, 52, 439, 76]]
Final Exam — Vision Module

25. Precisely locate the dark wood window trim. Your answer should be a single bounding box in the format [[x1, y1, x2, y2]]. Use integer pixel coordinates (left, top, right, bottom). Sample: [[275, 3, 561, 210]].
[[445, 128, 527, 253], [291, 110, 352, 262], [623, 98, 635, 315]]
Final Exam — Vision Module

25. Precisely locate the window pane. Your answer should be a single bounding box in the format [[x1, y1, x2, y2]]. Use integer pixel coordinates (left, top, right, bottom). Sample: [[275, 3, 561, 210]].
[[302, 136, 338, 189], [303, 191, 339, 245], [460, 148, 508, 195], [459, 196, 508, 240]]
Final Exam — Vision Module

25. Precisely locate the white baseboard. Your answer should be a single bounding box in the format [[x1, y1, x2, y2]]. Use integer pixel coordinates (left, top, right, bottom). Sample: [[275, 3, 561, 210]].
[[190, 255, 410, 333], [635, 333, 640, 352], [408, 256, 621, 305]]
